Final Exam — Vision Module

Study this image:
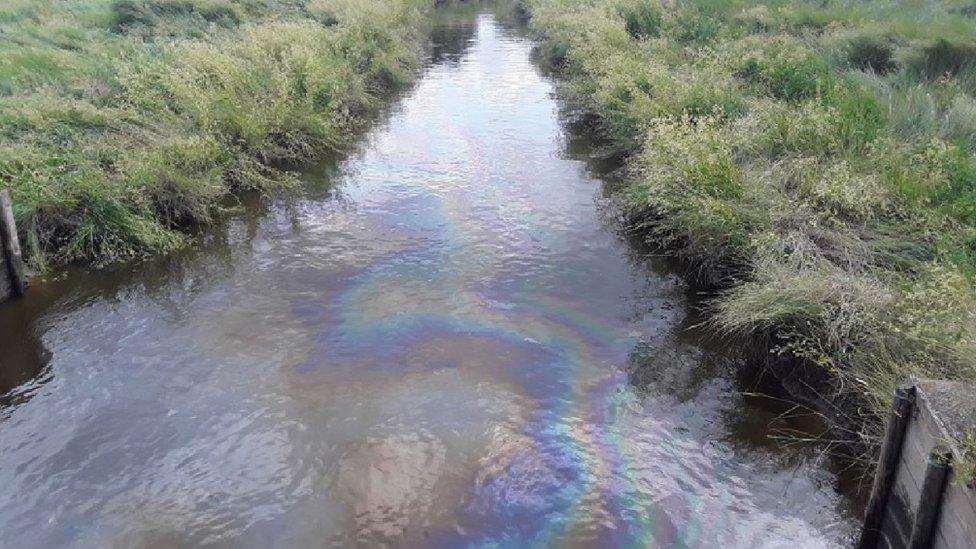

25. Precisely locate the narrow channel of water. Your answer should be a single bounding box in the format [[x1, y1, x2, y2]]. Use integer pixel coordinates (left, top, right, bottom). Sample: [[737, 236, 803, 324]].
[[0, 11, 859, 547]]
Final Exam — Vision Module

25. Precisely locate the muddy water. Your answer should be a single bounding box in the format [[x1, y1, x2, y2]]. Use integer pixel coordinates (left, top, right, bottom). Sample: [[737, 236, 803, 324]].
[[0, 12, 859, 548]]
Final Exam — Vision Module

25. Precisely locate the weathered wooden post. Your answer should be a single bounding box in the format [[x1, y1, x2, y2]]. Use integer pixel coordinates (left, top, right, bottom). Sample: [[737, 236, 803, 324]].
[[0, 188, 26, 299], [858, 385, 916, 549], [909, 448, 952, 549], [858, 380, 976, 548]]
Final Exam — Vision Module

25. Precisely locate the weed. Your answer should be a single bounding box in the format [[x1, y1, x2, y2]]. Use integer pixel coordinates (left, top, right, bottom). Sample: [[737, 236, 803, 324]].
[[908, 38, 976, 81], [616, 0, 662, 40], [848, 34, 897, 74], [955, 431, 976, 485]]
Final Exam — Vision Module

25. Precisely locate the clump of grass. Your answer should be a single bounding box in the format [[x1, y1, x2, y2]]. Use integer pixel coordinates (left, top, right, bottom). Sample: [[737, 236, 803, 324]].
[[847, 34, 898, 74], [671, 7, 720, 44], [908, 38, 976, 81], [731, 43, 830, 102], [628, 114, 766, 279], [616, 0, 662, 40], [955, 431, 976, 486], [766, 56, 828, 101]]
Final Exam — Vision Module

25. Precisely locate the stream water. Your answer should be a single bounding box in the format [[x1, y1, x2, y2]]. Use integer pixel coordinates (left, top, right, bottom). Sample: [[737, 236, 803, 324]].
[[0, 11, 860, 548]]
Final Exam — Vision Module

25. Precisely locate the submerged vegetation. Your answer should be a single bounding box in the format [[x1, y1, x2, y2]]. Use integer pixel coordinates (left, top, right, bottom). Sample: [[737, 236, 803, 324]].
[[0, 0, 435, 266], [522, 0, 976, 458]]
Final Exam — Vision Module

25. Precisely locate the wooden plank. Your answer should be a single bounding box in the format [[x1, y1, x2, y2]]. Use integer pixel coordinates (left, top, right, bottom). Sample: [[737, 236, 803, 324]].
[[860, 386, 915, 549], [938, 481, 975, 537], [882, 398, 953, 549], [943, 467, 976, 524], [935, 481, 976, 549], [935, 506, 973, 549], [899, 424, 928, 496], [917, 391, 976, 520], [870, 381, 976, 549], [882, 465, 916, 549], [913, 384, 976, 549], [879, 417, 925, 548], [915, 381, 976, 450], [909, 449, 951, 549], [909, 405, 940, 456], [932, 526, 952, 549]]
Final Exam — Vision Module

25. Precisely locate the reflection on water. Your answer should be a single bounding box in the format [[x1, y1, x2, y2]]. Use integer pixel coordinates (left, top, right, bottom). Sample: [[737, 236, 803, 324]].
[[0, 12, 858, 548]]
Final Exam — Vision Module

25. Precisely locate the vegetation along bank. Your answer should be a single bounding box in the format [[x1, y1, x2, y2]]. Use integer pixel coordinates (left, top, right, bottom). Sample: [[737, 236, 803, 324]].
[[520, 0, 976, 466], [5, 0, 976, 473], [0, 0, 440, 267]]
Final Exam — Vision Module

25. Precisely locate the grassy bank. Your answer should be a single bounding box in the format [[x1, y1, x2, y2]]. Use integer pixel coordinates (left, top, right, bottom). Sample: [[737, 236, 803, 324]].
[[0, 0, 437, 267], [521, 0, 976, 461]]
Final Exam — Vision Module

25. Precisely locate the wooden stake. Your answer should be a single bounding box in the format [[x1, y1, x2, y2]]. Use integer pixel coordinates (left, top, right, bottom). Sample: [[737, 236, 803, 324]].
[[0, 189, 26, 296], [858, 384, 916, 549], [908, 448, 951, 549]]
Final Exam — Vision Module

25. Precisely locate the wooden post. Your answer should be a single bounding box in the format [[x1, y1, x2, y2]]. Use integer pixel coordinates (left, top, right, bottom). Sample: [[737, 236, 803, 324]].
[[858, 385, 916, 549], [908, 448, 951, 549], [0, 189, 26, 296]]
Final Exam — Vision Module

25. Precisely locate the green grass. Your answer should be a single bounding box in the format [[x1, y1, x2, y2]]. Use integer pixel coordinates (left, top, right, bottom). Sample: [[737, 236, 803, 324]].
[[956, 431, 976, 484], [523, 0, 976, 463], [0, 0, 437, 266]]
